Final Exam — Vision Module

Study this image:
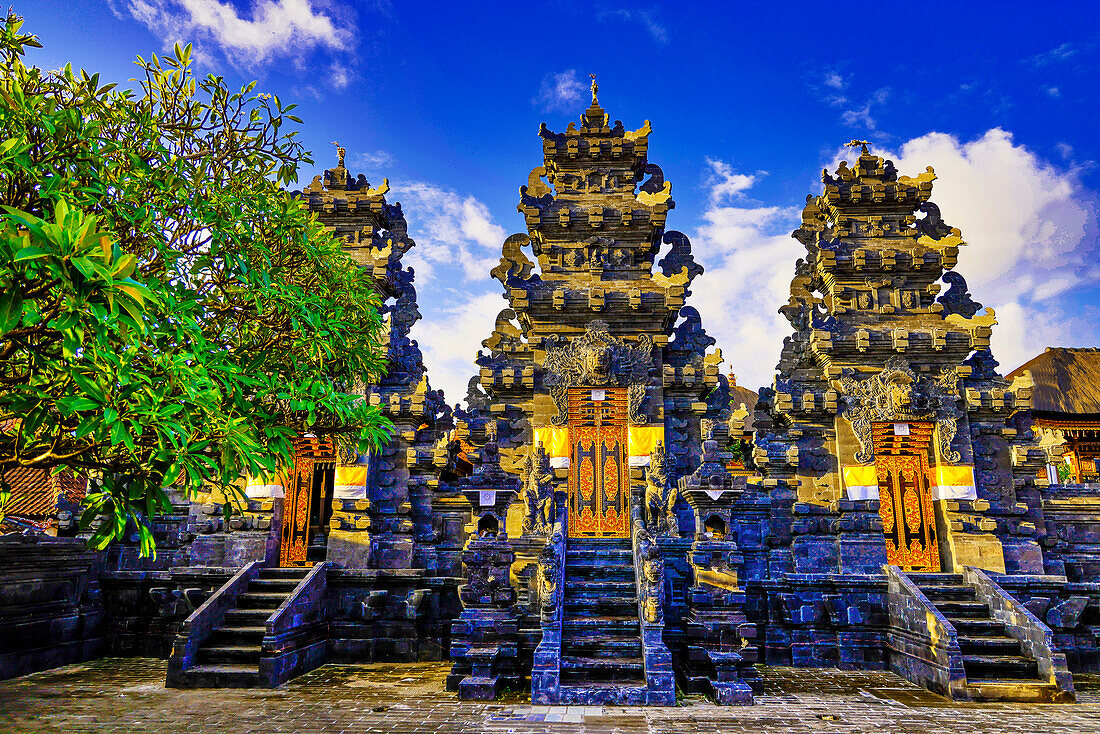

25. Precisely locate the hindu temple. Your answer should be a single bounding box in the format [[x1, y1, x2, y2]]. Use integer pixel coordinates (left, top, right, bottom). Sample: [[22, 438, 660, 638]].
[[3, 90, 1100, 708]]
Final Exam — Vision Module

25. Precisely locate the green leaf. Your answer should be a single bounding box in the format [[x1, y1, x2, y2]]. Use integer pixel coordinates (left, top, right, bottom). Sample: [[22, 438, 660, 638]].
[[13, 245, 49, 261], [0, 287, 23, 333], [57, 395, 101, 414]]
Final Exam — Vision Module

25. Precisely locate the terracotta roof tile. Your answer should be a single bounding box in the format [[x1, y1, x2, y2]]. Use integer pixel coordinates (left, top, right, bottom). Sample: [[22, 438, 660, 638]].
[[1, 468, 85, 519]]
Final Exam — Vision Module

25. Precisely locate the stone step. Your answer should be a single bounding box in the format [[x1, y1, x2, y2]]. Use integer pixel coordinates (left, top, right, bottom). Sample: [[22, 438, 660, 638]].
[[257, 567, 311, 580], [224, 608, 273, 625], [950, 618, 1007, 636], [564, 596, 637, 614], [565, 580, 635, 595], [207, 626, 266, 646], [561, 655, 644, 672], [235, 592, 290, 610], [248, 578, 302, 592], [933, 601, 989, 618], [964, 654, 1040, 679], [965, 679, 1069, 703], [562, 637, 642, 658], [558, 683, 649, 706], [566, 566, 635, 583], [919, 586, 976, 601], [197, 645, 262, 665], [566, 548, 632, 562], [180, 664, 261, 688], [958, 636, 1022, 656], [908, 573, 965, 586], [563, 615, 641, 636]]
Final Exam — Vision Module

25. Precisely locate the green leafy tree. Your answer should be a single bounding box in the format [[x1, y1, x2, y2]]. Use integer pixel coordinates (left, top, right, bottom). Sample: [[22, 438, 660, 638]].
[[0, 14, 391, 555]]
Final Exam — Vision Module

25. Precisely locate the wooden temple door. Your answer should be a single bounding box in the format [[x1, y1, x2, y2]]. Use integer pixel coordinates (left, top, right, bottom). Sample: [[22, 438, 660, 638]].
[[567, 387, 629, 538], [279, 437, 336, 567], [872, 421, 940, 572]]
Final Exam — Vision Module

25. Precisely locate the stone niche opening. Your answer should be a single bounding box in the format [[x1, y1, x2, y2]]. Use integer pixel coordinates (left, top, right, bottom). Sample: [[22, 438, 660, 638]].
[[704, 515, 727, 540], [476, 514, 500, 539]]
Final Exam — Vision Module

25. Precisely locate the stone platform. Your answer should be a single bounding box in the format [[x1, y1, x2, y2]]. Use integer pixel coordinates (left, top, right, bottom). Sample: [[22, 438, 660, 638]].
[[4, 659, 1100, 733]]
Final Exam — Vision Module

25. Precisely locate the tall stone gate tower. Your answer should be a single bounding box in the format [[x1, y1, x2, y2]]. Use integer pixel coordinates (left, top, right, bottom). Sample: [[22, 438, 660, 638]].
[[754, 144, 1048, 577], [457, 84, 747, 704]]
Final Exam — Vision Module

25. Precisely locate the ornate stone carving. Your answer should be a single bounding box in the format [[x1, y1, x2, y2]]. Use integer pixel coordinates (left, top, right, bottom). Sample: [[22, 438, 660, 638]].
[[543, 320, 653, 425], [836, 357, 962, 463], [537, 531, 562, 622], [644, 442, 678, 534], [520, 446, 554, 535]]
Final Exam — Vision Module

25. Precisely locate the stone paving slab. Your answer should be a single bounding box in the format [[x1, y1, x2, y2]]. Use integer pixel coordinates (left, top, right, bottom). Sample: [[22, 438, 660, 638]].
[[1, 658, 1098, 733]]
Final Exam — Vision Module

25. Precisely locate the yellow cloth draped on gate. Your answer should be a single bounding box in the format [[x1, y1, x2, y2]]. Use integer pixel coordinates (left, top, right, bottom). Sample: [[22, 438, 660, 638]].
[[334, 465, 369, 499], [245, 471, 287, 498], [533, 426, 571, 458], [931, 464, 976, 500], [842, 465, 878, 500], [627, 426, 664, 458]]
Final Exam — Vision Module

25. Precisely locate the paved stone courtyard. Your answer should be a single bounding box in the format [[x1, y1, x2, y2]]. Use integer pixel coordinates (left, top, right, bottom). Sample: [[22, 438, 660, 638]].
[[3, 658, 1100, 733]]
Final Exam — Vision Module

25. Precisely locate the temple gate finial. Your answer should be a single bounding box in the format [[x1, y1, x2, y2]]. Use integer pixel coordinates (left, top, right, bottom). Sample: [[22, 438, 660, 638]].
[[846, 139, 871, 155], [589, 73, 599, 105], [331, 141, 346, 167]]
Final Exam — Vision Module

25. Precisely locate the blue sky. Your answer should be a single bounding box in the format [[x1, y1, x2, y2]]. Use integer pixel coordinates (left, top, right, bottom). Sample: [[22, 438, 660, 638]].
[[21, 0, 1100, 404]]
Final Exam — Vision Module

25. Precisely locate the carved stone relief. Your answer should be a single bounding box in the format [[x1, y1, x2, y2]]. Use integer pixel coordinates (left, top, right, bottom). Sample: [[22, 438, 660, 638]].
[[835, 356, 962, 463], [542, 320, 654, 425]]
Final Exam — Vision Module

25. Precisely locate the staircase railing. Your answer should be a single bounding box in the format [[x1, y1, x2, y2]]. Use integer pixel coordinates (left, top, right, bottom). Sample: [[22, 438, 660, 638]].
[[166, 560, 262, 687], [884, 565, 967, 699], [631, 497, 675, 704], [530, 497, 566, 704], [259, 561, 331, 687], [963, 566, 1074, 700]]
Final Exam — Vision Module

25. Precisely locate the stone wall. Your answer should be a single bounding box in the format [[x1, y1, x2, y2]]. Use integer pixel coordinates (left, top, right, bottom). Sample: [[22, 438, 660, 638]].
[[0, 534, 105, 680]]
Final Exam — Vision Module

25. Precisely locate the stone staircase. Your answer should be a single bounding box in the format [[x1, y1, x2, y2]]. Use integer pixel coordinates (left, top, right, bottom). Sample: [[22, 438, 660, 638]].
[[174, 567, 309, 687], [559, 540, 648, 704], [909, 573, 1061, 701]]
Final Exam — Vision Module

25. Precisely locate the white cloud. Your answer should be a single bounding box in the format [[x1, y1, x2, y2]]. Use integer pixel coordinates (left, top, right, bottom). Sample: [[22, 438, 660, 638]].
[[689, 159, 804, 391], [598, 9, 668, 45], [329, 62, 351, 89], [1026, 42, 1078, 68], [841, 87, 890, 131], [823, 70, 846, 91], [348, 149, 393, 174], [415, 291, 505, 407], [118, 0, 352, 67], [703, 157, 758, 205], [391, 181, 505, 284], [1046, 86, 1061, 98], [534, 70, 587, 113], [387, 181, 509, 403]]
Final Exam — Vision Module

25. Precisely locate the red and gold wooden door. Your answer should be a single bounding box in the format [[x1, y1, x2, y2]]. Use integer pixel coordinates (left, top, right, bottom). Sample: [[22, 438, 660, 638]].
[[279, 450, 314, 567], [567, 387, 629, 538], [278, 437, 337, 567], [872, 422, 940, 572]]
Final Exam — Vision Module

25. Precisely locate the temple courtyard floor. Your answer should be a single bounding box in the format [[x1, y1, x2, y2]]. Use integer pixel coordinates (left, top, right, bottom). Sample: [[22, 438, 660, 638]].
[[2, 658, 1099, 733]]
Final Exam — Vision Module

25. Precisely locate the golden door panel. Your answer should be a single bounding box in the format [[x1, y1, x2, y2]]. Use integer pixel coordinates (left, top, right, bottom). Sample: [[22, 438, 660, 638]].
[[279, 452, 314, 567], [876, 453, 940, 572], [568, 388, 629, 538]]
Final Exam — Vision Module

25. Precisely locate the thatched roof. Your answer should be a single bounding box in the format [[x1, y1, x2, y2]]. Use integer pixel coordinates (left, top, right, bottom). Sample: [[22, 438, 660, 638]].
[[1007, 347, 1100, 416], [729, 383, 759, 433]]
